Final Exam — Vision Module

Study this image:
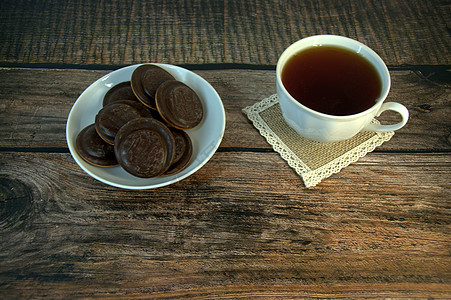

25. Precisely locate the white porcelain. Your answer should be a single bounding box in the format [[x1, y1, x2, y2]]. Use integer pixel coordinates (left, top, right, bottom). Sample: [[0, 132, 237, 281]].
[[66, 64, 225, 189], [276, 35, 409, 143]]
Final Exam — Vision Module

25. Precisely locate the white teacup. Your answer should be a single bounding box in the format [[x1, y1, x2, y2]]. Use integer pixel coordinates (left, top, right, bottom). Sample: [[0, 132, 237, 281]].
[[276, 35, 409, 143]]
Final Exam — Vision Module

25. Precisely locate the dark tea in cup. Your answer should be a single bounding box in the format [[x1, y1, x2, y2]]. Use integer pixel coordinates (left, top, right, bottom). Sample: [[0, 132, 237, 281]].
[[276, 35, 409, 142], [281, 45, 382, 116]]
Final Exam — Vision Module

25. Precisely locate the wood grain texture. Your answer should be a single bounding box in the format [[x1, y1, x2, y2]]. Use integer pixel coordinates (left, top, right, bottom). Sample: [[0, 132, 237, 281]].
[[0, 0, 450, 297], [0, 151, 450, 298], [0, 68, 450, 151], [0, 0, 449, 66]]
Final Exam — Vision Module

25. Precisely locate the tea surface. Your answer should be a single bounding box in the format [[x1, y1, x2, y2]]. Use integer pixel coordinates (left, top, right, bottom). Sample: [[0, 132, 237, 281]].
[[282, 46, 382, 116]]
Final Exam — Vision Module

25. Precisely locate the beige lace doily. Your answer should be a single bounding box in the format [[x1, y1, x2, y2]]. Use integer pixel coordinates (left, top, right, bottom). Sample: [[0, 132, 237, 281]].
[[242, 94, 394, 187]]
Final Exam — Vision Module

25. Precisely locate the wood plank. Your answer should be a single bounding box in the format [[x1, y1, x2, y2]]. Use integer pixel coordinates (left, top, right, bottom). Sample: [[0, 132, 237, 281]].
[[0, 68, 449, 151], [2, 283, 450, 299], [0, 151, 450, 297], [0, 0, 449, 66]]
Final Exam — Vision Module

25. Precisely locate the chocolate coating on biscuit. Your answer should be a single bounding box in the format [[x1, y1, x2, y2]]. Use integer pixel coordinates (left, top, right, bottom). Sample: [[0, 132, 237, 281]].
[[156, 80, 203, 129], [113, 99, 155, 119], [164, 128, 192, 176], [131, 64, 175, 110], [95, 102, 143, 145], [76, 124, 118, 167], [103, 81, 138, 106], [114, 118, 175, 178], [116, 99, 165, 123]]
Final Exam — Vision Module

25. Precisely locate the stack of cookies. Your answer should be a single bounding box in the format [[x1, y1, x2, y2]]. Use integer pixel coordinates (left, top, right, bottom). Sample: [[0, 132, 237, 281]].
[[76, 64, 203, 178]]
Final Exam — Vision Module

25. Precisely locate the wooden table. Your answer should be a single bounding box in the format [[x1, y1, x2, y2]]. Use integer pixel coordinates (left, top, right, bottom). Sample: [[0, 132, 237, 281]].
[[1, 0, 450, 298]]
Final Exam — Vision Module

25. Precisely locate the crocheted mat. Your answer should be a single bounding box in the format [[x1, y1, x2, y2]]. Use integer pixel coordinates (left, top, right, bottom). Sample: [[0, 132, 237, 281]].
[[242, 94, 394, 187]]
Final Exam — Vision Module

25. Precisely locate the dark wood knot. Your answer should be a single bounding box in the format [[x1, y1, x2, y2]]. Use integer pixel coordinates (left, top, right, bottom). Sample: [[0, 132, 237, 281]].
[[417, 104, 432, 112], [0, 176, 33, 230]]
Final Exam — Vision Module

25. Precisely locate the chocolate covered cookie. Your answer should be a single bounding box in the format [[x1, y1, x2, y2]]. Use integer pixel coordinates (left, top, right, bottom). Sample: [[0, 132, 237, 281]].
[[95, 101, 144, 145], [103, 81, 138, 106], [114, 118, 175, 178], [164, 127, 192, 176], [76, 124, 118, 167], [113, 99, 155, 119], [131, 64, 175, 110], [155, 80, 203, 129]]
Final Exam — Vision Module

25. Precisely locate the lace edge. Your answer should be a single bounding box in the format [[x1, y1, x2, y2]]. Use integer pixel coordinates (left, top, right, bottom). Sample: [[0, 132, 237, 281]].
[[302, 131, 394, 187], [242, 94, 311, 179], [242, 94, 279, 114]]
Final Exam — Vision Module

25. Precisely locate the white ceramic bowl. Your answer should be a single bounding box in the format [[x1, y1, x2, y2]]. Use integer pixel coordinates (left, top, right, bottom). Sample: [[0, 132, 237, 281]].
[[66, 64, 225, 189]]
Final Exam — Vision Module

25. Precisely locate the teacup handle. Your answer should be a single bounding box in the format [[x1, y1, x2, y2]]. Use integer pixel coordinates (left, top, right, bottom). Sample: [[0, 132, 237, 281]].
[[364, 102, 409, 132]]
